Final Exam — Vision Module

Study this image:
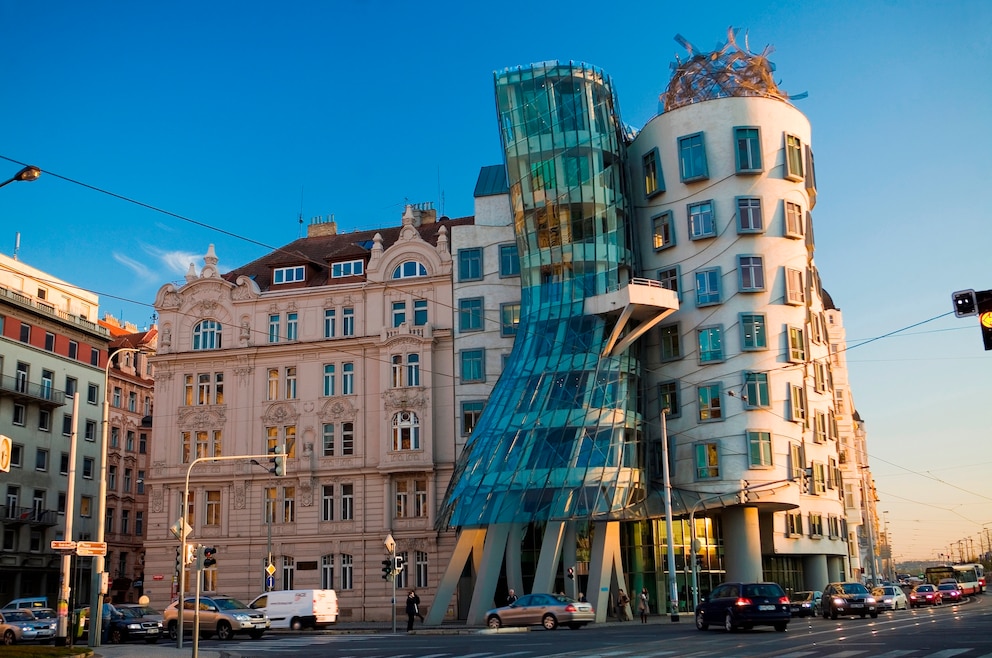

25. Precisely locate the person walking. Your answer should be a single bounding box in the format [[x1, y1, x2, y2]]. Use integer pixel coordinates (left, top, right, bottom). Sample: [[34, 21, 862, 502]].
[[638, 587, 650, 623], [506, 588, 518, 605], [100, 595, 120, 643], [405, 590, 421, 631], [616, 589, 630, 621]]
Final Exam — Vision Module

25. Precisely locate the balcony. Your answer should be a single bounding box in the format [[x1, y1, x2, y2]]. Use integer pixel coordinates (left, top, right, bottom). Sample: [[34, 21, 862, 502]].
[[0, 285, 110, 338], [1, 505, 61, 528], [584, 278, 680, 357], [0, 375, 66, 409]]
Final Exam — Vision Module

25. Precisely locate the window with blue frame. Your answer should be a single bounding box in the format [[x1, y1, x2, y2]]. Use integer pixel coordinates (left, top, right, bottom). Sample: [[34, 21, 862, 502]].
[[192, 320, 222, 350], [413, 299, 428, 326], [695, 441, 720, 478], [392, 261, 427, 279], [652, 211, 675, 250], [659, 323, 680, 362], [500, 303, 520, 336], [697, 383, 722, 422], [740, 313, 767, 350], [743, 372, 770, 408], [458, 297, 484, 332], [734, 126, 762, 173], [738, 255, 765, 292], [460, 349, 485, 383], [737, 197, 763, 233], [392, 301, 406, 328], [695, 268, 721, 306], [458, 248, 482, 281], [273, 265, 306, 284], [697, 326, 724, 363], [659, 380, 680, 418], [688, 200, 715, 239], [643, 148, 664, 197], [678, 132, 709, 182], [658, 265, 680, 300], [748, 430, 773, 467], [499, 244, 520, 277]]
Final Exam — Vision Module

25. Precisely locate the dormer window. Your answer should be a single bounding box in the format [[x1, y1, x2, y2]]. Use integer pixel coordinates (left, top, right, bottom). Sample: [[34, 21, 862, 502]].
[[331, 260, 364, 278], [273, 266, 306, 284], [392, 261, 427, 279]]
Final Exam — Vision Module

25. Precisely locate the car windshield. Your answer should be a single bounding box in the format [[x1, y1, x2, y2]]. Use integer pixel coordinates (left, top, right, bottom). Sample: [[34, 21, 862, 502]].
[[32, 609, 56, 619], [214, 598, 248, 610], [937, 584, 958, 590], [790, 591, 812, 601], [916, 585, 935, 592], [4, 611, 32, 621], [742, 584, 784, 598], [841, 584, 869, 595]]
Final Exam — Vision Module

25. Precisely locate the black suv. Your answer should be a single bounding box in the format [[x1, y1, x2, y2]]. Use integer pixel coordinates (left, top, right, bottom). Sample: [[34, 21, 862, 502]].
[[695, 582, 790, 632], [821, 582, 878, 619]]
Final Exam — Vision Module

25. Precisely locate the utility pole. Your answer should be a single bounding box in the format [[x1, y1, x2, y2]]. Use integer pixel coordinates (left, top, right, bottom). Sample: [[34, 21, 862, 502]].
[[660, 410, 679, 622]]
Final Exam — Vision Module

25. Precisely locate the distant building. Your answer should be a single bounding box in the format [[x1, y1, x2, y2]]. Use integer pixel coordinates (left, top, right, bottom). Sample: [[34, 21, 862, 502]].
[[0, 252, 110, 605]]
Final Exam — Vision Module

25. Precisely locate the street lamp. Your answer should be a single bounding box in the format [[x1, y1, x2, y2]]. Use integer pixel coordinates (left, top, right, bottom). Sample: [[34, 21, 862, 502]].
[[250, 459, 276, 590], [0, 164, 41, 188], [90, 347, 145, 648], [384, 533, 396, 634]]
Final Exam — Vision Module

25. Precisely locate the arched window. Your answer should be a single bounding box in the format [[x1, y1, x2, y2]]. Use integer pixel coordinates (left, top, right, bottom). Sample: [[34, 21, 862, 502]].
[[392, 411, 420, 451], [192, 320, 222, 350], [391, 261, 428, 279], [391, 353, 420, 387]]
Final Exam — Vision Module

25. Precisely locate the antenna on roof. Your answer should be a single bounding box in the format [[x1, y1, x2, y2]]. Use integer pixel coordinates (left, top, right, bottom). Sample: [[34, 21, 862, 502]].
[[298, 185, 305, 238], [13, 232, 20, 261]]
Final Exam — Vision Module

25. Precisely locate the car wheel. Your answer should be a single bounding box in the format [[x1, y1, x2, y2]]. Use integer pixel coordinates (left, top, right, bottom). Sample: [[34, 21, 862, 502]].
[[110, 628, 124, 644], [167, 621, 178, 641], [724, 612, 736, 632], [2, 630, 14, 645], [487, 615, 502, 629], [290, 617, 302, 631], [249, 630, 265, 639], [145, 637, 159, 644], [216, 621, 234, 641], [870, 612, 878, 619], [695, 610, 708, 631], [542, 614, 558, 630], [774, 622, 787, 632]]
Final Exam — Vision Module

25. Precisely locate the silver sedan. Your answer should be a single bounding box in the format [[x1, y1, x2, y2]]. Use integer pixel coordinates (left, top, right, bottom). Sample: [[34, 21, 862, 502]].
[[485, 593, 595, 630]]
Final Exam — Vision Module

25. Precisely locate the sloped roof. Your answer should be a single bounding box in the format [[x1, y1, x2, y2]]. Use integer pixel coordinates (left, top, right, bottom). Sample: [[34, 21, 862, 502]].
[[474, 165, 509, 198]]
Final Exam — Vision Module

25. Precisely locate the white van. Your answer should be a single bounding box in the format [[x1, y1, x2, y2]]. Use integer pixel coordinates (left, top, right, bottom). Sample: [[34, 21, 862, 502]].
[[2, 597, 49, 610], [248, 589, 337, 629]]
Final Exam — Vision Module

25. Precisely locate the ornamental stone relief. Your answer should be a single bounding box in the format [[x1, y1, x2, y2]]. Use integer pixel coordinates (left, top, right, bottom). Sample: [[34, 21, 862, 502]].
[[151, 487, 164, 513], [262, 402, 299, 425], [233, 482, 246, 509], [178, 407, 226, 430], [317, 398, 356, 421], [382, 388, 428, 411], [299, 479, 313, 507]]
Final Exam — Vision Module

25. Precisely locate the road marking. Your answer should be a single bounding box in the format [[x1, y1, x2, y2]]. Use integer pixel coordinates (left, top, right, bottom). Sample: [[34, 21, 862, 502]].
[[926, 651, 971, 658]]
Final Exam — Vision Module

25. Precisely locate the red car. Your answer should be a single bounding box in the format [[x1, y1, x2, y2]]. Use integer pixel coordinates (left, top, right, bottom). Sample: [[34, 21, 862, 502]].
[[909, 584, 942, 607], [936, 582, 963, 603]]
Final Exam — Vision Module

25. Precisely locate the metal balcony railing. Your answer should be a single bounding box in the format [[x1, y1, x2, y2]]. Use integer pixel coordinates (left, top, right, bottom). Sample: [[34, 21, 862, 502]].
[[1, 505, 61, 527], [0, 374, 67, 408]]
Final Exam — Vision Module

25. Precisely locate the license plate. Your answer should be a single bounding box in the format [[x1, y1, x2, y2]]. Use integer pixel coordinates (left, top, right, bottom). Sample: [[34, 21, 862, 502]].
[[850, 603, 864, 608], [148, 628, 159, 634], [758, 605, 775, 611]]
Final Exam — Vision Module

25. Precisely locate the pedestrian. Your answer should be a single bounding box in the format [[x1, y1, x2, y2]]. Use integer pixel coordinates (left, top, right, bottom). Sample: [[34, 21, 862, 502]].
[[405, 590, 421, 631], [100, 595, 120, 643], [616, 589, 630, 621], [506, 588, 518, 605], [638, 587, 649, 623], [578, 592, 588, 603]]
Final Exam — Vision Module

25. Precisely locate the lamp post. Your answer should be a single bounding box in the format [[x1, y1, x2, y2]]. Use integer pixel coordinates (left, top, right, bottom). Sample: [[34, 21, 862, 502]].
[[250, 459, 275, 591], [659, 409, 679, 621], [54, 394, 80, 645], [384, 533, 396, 634], [0, 164, 41, 188], [90, 346, 144, 648]]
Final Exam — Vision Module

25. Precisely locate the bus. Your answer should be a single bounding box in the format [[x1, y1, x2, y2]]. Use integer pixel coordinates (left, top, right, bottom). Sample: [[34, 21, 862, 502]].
[[955, 563, 985, 593], [926, 565, 982, 596]]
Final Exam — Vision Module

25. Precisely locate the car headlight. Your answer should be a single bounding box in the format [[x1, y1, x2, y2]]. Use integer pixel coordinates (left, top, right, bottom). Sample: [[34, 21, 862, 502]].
[[128, 623, 142, 630], [866, 597, 876, 603], [233, 613, 251, 621], [833, 597, 844, 605]]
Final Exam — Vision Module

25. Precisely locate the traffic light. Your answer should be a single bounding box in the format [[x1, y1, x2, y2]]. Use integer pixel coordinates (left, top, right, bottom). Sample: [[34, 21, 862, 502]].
[[567, 566, 574, 580], [270, 444, 286, 476], [393, 555, 405, 573], [184, 544, 196, 566], [977, 290, 992, 351], [802, 467, 812, 494], [175, 547, 182, 574], [381, 559, 393, 581], [952, 289, 978, 317], [201, 546, 217, 569], [740, 480, 751, 503]]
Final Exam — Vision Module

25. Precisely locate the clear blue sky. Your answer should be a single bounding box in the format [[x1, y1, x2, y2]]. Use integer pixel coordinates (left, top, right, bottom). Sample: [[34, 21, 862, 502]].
[[3, 0, 990, 562]]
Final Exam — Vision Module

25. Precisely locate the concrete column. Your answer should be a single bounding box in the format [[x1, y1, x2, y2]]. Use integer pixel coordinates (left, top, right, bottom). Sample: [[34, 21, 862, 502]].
[[722, 506, 761, 582], [803, 554, 828, 591]]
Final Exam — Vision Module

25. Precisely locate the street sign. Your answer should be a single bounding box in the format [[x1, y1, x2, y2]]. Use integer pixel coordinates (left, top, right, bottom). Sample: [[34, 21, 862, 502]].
[[265, 563, 276, 576], [0, 434, 11, 473], [170, 518, 193, 541], [51, 540, 77, 551], [76, 541, 107, 556], [265, 575, 275, 589], [152, 575, 164, 581]]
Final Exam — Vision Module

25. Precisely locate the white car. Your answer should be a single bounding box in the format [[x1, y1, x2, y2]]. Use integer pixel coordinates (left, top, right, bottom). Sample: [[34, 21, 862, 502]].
[[872, 586, 908, 611]]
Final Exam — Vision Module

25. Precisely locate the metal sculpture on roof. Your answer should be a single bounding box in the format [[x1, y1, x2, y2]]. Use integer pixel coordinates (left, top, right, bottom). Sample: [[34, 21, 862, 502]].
[[662, 27, 803, 113]]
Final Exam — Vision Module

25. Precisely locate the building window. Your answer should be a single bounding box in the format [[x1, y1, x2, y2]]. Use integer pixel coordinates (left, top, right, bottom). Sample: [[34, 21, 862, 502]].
[[678, 132, 709, 182], [322, 364, 335, 397], [813, 410, 828, 444], [659, 380, 680, 417], [323, 309, 336, 338], [60, 452, 69, 475], [740, 313, 767, 350], [415, 551, 428, 588], [738, 255, 765, 292], [320, 485, 336, 521], [697, 326, 724, 363], [737, 197, 763, 233], [659, 323, 680, 361], [652, 211, 675, 250], [38, 409, 50, 431], [785, 267, 805, 305], [113, 387, 122, 407], [137, 470, 145, 494], [697, 383, 722, 422], [392, 411, 421, 451], [342, 362, 354, 395], [82, 457, 94, 479], [413, 299, 428, 326], [735, 126, 762, 173], [90, 348, 100, 366], [694, 442, 720, 479], [392, 260, 427, 279], [35, 448, 49, 472], [391, 353, 420, 387], [341, 422, 354, 455], [267, 369, 279, 401], [111, 427, 120, 448], [268, 314, 280, 343], [643, 148, 663, 196], [748, 430, 773, 467], [787, 512, 803, 537], [285, 367, 297, 399], [658, 266, 680, 300], [108, 464, 118, 490], [123, 468, 132, 491], [458, 248, 483, 282], [135, 511, 144, 536], [20, 323, 31, 343], [462, 400, 485, 436], [43, 331, 55, 351], [128, 391, 137, 412], [273, 265, 305, 284], [788, 326, 806, 362], [192, 320, 222, 350], [460, 349, 485, 383], [784, 201, 804, 238], [785, 133, 804, 181], [789, 384, 807, 424], [695, 268, 721, 306], [687, 200, 715, 239], [500, 303, 520, 336], [340, 554, 354, 590], [395, 478, 427, 518], [391, 301, 407, 328], [814, 361, 829, 392], [342, 308, 355, 336], [205, 490, 221, 526], [458, 297, 484, 332], [331, 259, 364, 278], [264, 487, 276, 524], [790, 443, 805, 481], [87, 383, 99, 404], [68, 340, 78, 359], [286, 312, 298, 340], [85, 420, 96, 442], [65, 376, 77, 398], [341, 484, 354, 521], [62, 413, 72, 436], [281, 487, 296, 523], [743, 372, 770, 408], [322, 424, 335, 457], [499, 244, 520, 277], [321, 555, 334, 589], [282, 556, 295, 590], [809, 512, 823, 536]]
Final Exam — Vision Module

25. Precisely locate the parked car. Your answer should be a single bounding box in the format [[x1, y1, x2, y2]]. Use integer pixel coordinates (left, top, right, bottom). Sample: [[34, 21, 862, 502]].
[[0, 609, 55, 645], [936, 583, 963, 603], [909, 584, 943, 607], [164, 595, 269, 641], [1, 597, 49, 611], [694, 582, 790, 632], [107, 604, 164, 644], [789, 590, 822, 617], [872, 585, 908, 611], [821, 582, 878, 619], [484, 593, 594, 630]]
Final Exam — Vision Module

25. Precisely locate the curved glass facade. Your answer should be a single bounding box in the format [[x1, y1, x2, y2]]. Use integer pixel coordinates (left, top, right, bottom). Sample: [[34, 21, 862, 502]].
[[438, 62, 649, 528]]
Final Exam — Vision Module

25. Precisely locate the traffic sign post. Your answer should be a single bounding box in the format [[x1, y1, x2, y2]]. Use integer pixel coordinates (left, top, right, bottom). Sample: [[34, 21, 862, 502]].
[[76, 541, 108, 557], [0, 434, 11, 472], [51, 540, 77, 551]]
